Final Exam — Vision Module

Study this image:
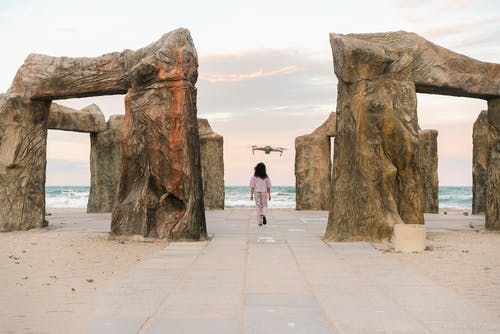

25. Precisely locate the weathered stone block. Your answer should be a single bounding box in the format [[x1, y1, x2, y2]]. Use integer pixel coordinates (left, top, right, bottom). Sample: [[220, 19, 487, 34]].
[[48, 103, 107, 133], [311, 112, 336, 137], [87, 115, 124, 213], [325, 79, 423, 241], [295, 135, 331, 210], [419, 130, 439, 213], [473, 110, 489, 215], [330, 31, 500, 99], [112, 82, 206, 239], [3, 28, 207, 239], [295, 112, 336, 211], [486, 99, 500, 230], [0, 94, 50, 231], [392, 224, 426, 252], [326, 30, 500, 241], [198, 118, 224, 210]]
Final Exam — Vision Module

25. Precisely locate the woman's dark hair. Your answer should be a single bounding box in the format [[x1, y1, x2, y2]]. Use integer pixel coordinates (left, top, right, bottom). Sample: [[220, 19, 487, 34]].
[[254, 162, 268, 179]]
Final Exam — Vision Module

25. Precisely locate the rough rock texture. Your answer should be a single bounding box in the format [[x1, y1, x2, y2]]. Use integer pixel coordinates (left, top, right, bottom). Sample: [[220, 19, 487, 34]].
[[330, 31, 500, 99], [48, 103, 107, 133], [326, 31, 500, 241], [295, 112, 336, 210], [0, 94, 50, 231], [2, 28, 207, 239], [110, 30, 206, 240], [87, 115, 124, 213], [472, 111, 489, 215], [486, 99, 500, 229], [419, 130, 439, 213], [198, 118, 224, 210], [295, 135, 331, 210], [311, 112, 337, 137], [325, 79, 423, 241]]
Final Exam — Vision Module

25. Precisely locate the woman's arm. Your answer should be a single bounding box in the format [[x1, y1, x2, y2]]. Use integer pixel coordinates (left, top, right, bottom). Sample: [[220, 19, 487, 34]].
[[250, 187, 254, 200], [267, 187, 271, 201]]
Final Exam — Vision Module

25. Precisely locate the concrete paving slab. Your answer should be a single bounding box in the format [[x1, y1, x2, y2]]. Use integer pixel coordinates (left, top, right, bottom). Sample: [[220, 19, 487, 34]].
[[88, 316, 147, 334], [76, 208, 499, 333], [144, 319, 239, 334], [243, 305, 335, 334]]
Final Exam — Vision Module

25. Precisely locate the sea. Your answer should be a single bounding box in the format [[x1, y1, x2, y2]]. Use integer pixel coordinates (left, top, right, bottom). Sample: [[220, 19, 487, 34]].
[[46, 185, 473, 210]]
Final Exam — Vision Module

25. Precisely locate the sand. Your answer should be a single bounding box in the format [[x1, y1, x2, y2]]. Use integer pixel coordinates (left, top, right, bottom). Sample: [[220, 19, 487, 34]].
[[0, 210, 166, 334], [387, 226, 500, 320]]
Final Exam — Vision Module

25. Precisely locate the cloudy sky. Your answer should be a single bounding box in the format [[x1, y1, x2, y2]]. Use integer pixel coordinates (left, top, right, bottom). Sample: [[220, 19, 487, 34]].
[[1, 0, 498, 186]]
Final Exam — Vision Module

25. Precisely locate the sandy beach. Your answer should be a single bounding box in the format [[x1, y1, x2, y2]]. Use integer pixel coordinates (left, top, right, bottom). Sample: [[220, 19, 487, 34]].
[[0, 209, 166, 334], [387, 226, 500, 319], [1, 208, 499, 333]]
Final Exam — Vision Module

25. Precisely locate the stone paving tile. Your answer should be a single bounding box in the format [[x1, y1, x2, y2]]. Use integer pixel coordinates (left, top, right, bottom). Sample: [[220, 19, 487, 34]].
[[88, 316, 147, 334], [144, 319, 239, 334], [243, 305, 335, 334], [85, 209, 500, 334]]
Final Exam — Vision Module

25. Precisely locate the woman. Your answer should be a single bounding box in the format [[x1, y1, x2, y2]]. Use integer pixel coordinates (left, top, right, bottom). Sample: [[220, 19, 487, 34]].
[[250, 162, 271, 226]]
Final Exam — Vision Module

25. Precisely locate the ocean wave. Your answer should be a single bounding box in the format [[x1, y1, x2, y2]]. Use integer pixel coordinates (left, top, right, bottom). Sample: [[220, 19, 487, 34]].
[[45, 185, 472, 210]]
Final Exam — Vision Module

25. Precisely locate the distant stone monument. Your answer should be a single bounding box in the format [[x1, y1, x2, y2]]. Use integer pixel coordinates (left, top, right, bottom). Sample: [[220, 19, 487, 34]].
[[419, 130, 439, 213], [46, 102, 118, 213], [472, 110, 488, 215], [295, 112, 336, 210], [198, 118, 224, 210], [325, 31, 500, 240], [0, 28, 207, 240], [88, 115, 124, 213]]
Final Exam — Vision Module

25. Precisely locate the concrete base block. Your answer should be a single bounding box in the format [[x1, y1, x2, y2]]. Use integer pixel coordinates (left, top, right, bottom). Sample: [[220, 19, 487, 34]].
[[392, 224, 426, 252]]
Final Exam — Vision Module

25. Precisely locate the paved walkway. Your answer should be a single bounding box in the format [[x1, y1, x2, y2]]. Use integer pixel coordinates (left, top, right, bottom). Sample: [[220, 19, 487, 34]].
[[79, 209, 499, 333]]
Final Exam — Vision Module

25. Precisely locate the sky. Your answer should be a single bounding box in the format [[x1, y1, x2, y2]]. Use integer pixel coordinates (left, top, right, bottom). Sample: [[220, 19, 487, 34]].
[[0, 0, 498, 186]]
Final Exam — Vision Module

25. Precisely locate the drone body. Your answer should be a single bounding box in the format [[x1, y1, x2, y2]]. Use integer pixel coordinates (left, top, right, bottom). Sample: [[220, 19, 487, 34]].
[[252, 145, 287, 157]]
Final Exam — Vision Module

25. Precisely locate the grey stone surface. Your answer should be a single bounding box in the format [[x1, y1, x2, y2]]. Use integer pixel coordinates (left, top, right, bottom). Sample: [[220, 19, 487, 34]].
[[419, 129, 439, 213], [198, 118, 224, 210], [88, 115, 124, 213]]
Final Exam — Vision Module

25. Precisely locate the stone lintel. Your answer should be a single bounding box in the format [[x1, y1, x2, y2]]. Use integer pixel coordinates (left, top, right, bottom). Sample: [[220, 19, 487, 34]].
[[48, 103, 107, 133], [330, 31, 500, 100]]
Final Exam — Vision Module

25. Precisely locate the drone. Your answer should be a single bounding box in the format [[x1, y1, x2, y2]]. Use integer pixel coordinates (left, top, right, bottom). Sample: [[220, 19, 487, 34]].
[[252, 145, 287, 157]]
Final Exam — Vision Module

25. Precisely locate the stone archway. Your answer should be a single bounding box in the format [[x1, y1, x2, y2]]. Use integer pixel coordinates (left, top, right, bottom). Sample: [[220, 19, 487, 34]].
[[295, 112, 439, 213], [325, 31, 500, 241], [46, 102, 121, 213], [0, 28, 207, 240]]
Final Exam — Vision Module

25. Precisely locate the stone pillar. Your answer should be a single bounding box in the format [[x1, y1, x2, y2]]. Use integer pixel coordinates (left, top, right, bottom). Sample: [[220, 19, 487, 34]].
[[112, 82, 207, 240], [486, 99, 500, 229], [419, 130, 439, 213], [0, 94, 51, 231], [472, 110, 488, 214], [295, 135, 331, 210], [198, 118, 224, 210], [87, 115, 124, 213], [325, 79, 423, 241]]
